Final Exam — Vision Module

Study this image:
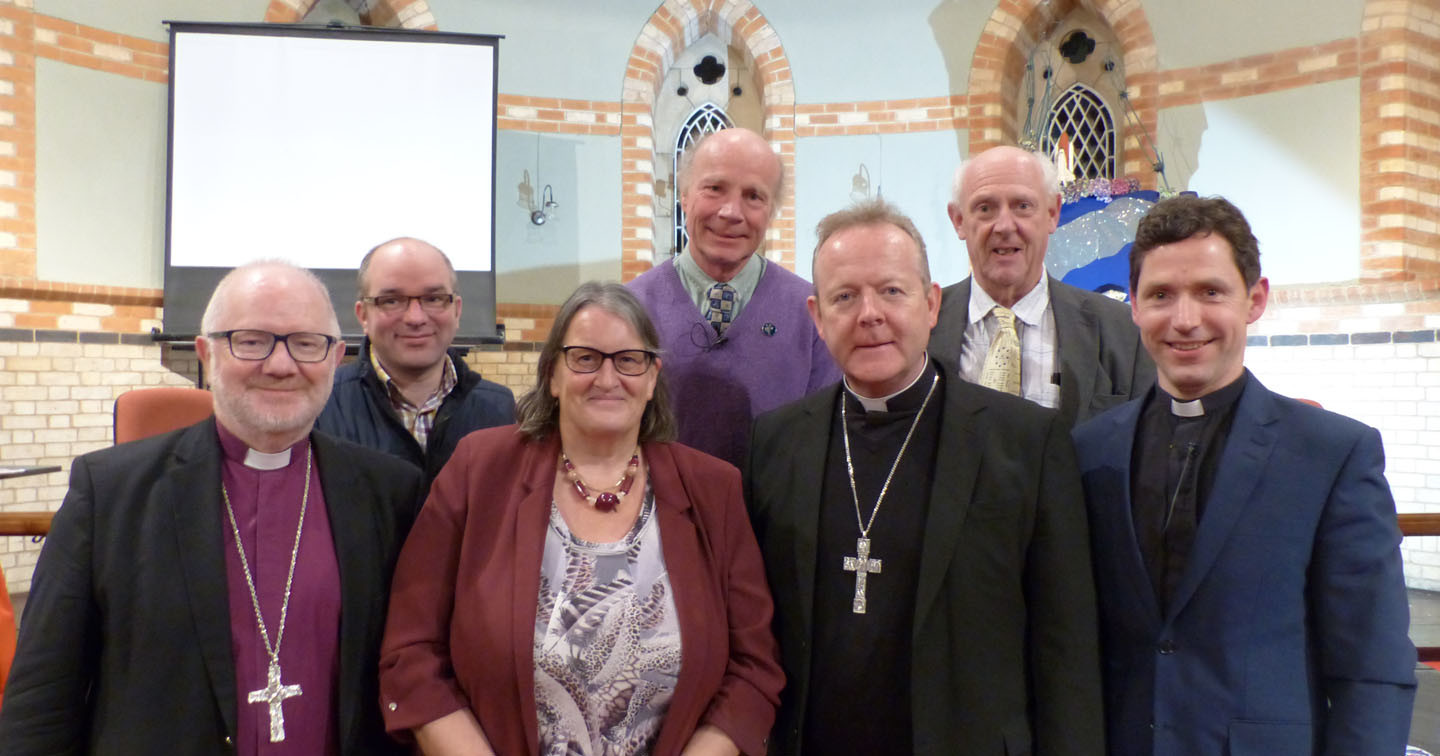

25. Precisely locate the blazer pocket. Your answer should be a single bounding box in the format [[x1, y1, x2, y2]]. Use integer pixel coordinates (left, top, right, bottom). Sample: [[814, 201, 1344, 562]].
[[1228, 719, 1312, 755]]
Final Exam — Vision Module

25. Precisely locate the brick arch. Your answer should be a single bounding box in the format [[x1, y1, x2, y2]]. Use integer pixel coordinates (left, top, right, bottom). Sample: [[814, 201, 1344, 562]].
[[964, 0, 1158, 182], [619, 0, 796, 281], [1356, 0, 1440, 281], [263, 0, 437, 29]]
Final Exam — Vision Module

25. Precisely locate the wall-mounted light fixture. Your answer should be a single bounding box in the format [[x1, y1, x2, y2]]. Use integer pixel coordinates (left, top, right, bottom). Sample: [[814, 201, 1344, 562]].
[[530, 184, 559, 225], [850, 163, 873, 202]]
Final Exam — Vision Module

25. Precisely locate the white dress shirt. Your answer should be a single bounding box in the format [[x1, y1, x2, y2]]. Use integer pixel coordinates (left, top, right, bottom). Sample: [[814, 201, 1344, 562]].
[[958, 275, 1060, 409]]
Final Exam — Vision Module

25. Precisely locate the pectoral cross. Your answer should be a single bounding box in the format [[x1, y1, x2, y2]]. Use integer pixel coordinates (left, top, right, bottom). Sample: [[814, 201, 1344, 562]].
[[842, 537, 882, 614], [247, 659, 302, 742]]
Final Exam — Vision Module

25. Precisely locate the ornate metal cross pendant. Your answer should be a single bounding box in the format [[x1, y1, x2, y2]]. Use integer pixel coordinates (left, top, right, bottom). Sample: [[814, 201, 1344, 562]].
[[247, 659, 303, 742], [842, 536, 883, 614]]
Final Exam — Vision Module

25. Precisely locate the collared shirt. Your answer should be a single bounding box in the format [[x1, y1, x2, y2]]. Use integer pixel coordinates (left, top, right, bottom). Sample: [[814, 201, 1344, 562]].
[[216, 422, 341, 756], [370, 349, 458, 451], [1130, 371, 1249, 612], [674, 247, 766, 324], [844, 353, 933, 413], [959, 275, 1059, 409]]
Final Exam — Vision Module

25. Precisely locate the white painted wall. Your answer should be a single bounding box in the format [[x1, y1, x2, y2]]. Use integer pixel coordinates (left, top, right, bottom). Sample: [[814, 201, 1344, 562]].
[[794, 130, 967, 284], [493, 131, 622, 304], [1187, 80, 1361, 286], [36, 61, 166, 289], [1146, 0, 1364, 69]]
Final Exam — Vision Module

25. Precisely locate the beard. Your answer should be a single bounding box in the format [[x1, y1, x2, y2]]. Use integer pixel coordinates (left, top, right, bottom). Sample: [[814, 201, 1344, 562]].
[[207, 359, 332, 446]]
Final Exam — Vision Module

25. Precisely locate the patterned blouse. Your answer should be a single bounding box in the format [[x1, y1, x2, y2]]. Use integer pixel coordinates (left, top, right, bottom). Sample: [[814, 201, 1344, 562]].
[[533, 491, 682, 755]]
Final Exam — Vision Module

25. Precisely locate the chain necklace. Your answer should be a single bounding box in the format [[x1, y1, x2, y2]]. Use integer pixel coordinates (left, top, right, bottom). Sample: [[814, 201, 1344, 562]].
[[221, 447, 311, 743], [839, 373, 938, 614]]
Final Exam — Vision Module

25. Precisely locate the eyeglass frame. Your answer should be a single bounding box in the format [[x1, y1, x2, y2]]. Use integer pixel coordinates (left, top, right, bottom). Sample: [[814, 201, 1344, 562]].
[[206, 329, 340, 364], [359, 292, 457, 314], [560, 345, 659, 377]]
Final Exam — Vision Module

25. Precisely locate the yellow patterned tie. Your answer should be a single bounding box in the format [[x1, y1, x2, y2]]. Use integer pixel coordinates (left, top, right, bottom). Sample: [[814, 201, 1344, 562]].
[[979, 305, 1021, 396]]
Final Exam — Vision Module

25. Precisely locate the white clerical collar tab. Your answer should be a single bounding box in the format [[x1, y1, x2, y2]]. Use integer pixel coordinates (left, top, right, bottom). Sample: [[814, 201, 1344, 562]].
[[1170, 398, 1205, 418], [853, 394, 890, 412], [244, 447, 292, 470], [844, 354, 930, 413]]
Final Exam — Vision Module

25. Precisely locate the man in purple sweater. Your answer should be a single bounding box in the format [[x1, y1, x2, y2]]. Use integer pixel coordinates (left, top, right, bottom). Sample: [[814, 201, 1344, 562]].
[[629, 127, 838, 467]]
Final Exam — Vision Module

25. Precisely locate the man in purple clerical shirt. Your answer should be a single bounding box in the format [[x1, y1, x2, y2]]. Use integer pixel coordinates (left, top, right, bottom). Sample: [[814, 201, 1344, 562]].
[[0, 261, 425, 755]]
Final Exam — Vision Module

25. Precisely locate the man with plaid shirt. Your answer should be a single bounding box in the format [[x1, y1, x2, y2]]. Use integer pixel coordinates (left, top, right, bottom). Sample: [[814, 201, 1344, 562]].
[[317, 237, 514, 482]]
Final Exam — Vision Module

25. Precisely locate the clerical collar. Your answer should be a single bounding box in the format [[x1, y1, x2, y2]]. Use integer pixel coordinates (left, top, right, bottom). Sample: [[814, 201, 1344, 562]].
[[216, 421, 309, 470], [1161, 370, 1249, 418], [844, 356, 935, 413]]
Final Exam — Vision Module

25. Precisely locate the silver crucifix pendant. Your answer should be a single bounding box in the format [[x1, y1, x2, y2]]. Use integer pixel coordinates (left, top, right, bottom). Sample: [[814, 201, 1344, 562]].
[[247, 659, 303, 742], [842, 536, 882, 614]]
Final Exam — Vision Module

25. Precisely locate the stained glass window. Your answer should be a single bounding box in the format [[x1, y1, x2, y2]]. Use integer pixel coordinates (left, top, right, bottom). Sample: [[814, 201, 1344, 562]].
[[1044, 85, 1115, 180], [673, 104, 732, 256]]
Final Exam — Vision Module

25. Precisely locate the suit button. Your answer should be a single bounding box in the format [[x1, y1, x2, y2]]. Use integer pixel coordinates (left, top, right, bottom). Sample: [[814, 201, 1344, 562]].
[[1158, 640, 1176, 654]]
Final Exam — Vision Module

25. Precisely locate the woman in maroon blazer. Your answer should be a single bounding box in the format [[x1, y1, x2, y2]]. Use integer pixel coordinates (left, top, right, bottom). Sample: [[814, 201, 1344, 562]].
[[379, 282, 783, 756]]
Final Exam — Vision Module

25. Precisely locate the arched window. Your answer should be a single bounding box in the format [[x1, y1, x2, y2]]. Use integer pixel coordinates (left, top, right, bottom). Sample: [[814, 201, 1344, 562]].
[[1044, 84, 1115, 180], [673, 104, 732, 257]]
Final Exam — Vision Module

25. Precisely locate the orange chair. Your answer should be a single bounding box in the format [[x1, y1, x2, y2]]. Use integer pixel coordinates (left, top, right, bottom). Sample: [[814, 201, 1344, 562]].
[[0, 579, 13, 709], [113, 386, 214, 445]]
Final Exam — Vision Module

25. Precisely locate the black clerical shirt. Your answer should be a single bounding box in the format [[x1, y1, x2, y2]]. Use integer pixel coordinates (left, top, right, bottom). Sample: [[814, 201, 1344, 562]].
[[1130, 370, 1249, 613], [803, 363, 941, 755]]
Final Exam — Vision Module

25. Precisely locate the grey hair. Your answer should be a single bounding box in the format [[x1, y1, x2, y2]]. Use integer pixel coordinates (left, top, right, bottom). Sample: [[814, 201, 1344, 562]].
[[200, 259, 340, 336], [514, 281, 677, 443], [812, 198, 931, 286], [950, 147, 1060, 208]]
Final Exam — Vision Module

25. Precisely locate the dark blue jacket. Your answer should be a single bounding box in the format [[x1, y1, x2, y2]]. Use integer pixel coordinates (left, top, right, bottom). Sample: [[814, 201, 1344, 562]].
[[316, 340, 516, 482]]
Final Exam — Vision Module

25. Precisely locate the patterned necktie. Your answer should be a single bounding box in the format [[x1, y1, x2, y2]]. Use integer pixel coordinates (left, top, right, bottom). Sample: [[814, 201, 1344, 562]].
[[979, 305, 1021, 396], [706, 282, 737, 336]]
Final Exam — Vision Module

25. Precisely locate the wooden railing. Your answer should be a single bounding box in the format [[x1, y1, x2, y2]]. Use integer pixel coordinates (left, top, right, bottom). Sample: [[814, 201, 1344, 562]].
[[0, 512, 52, 537], [1399, 515, 1440, 663]]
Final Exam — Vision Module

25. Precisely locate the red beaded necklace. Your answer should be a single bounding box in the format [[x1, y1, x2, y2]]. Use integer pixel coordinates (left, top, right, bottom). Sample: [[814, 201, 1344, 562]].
[[559, 448, 640, 513]]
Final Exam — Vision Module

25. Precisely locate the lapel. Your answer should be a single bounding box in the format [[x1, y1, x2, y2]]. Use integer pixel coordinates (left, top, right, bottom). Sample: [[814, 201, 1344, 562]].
[[509, 434, 556, 756], [1049, 277, 1099, 428], [1165, 379, 1279, 619], [932, 278, 972, 364], [912, 371, 984, 632], [785, 386, 838, 642], [646, 442, 710, 756], [164, 419, 239, 738], [1088, 399, 1164, 627], [313, 431, 377, 747]]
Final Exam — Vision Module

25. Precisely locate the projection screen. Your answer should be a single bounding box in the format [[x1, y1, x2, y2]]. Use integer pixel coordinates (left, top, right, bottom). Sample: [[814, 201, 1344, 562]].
[[165, 22, 501, 341]]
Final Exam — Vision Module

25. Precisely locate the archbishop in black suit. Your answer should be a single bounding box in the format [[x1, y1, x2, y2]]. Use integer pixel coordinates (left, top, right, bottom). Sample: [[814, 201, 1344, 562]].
[[0, 262, 425, 755], [747, 199, 1103, 755], [931, 146, 1153, 426]]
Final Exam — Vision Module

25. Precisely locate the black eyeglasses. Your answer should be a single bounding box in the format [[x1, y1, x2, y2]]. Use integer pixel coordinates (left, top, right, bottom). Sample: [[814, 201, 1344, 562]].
[[208, 330, 338, 363], [360, 293, 456, 313], [561, 346, 657, 376]]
